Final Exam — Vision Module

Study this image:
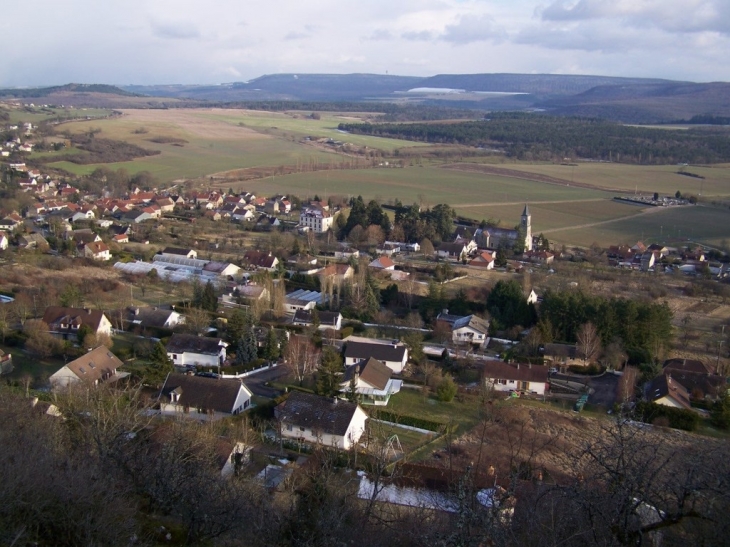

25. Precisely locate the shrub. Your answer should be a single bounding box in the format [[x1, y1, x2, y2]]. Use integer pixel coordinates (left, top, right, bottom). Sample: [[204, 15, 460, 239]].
[[436, 375, 458, 402], [369, 409, 447, 432], [634, 401, 699, 431]]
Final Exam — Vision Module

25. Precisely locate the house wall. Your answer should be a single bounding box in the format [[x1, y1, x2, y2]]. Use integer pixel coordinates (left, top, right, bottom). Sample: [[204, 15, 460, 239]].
[[654, 395, 685, 409], [452, 327, 487, 346], [168, 350, 224, 367], [281, 406, 367, 450], [49, 366, 80, 388], [486, 378, 546, 396], [159, 403, 230, 421]]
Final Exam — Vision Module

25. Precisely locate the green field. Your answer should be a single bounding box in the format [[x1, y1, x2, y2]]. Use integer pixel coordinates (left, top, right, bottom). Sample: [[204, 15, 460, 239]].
[[487, 161, 730, 198], [546, 204, 730, 248], [6, 107, 113, 125]]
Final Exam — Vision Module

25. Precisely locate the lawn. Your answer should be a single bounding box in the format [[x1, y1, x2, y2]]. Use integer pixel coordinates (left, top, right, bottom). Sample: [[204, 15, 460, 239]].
[[0, 345, 64, 386], [385, 388, 484, 436], [365, 420, 435, 453]]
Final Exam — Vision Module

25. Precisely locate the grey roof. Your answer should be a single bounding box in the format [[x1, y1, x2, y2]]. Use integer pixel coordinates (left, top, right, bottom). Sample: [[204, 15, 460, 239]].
[[161, 247, 193, 256], [166, 334, 224, 355], [436, 313, 489, 334], [125, 307, 176, 329], [342, 357, 391, 390], [522, 204, 530, 216], [482, 361, 548, 384], [293, 309, 341, 327], [160, 374, 248, 414], [275, 391, 361, 436], [344, 340, 407, 363]]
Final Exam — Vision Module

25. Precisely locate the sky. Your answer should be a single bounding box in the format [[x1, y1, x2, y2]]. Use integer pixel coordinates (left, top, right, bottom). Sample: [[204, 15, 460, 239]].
[[1, 0, 729, 87]]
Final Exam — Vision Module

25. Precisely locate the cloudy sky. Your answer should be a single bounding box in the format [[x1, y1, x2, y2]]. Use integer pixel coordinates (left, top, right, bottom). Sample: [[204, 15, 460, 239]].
[[2, 0, 728, 86]]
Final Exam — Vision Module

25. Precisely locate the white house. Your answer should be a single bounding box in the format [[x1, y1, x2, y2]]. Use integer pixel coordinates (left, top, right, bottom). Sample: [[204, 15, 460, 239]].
[[436, 312, 490, 348], [275, 391, 368, 450], [299, 207, 334, 233], [339, 357, 402, 406], [159, 374, 252, 420], [83, 241, 111, 261], [368, 256, 395, 271], [483, 362, 548, 396], [124, 307, 185, 330], [342, 336, 408, 374], [166, 334, 228, 367], [42, 306, 113, 340], [0, 233, 8, 251], [293, 309, 343, 331], [49, 346, 126, 389]]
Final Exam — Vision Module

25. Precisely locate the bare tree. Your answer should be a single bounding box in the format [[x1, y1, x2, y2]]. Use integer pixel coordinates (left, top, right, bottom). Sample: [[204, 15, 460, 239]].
[[284, 335, 321, 386], [576, 322, 601, 364], [183, 306, 211, 336]]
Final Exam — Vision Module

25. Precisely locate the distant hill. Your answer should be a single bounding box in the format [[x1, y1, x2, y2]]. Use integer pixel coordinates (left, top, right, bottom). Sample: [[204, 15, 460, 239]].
[[0, 83, 141, 98], [536, 82, 730, 123]]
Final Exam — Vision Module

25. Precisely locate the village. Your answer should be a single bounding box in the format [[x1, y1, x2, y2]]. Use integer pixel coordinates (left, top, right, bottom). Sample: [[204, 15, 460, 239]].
[[1, 117, 730, 546]]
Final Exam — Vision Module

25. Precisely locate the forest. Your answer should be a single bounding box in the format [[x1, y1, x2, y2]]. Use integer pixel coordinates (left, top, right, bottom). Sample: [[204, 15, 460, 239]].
[[338, 113, 730, 164]]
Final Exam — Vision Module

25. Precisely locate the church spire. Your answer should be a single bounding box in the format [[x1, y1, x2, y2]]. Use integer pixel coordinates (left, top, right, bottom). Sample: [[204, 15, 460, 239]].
[[522, 203, 530, 217]]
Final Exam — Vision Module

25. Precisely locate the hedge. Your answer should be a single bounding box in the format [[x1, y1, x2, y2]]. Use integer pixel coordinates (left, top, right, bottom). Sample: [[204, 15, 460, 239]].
[[635, 401, 700, 431], [219, 359, 268, 375], [368, 409, 448, 432]]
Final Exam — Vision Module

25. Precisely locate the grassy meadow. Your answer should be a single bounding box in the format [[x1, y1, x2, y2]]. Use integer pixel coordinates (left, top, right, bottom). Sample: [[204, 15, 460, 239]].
[[6, 107, 113, 125]]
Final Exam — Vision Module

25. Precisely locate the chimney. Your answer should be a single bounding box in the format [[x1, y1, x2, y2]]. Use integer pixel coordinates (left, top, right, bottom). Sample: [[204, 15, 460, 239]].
[[332, 397, 338, 405], [442, 309, 449, 315]]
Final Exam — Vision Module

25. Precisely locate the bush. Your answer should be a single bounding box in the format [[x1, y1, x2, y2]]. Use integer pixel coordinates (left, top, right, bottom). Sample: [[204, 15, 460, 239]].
[[340, 326, 354, 339], [634, 401, 700, 431], [568, 363, 603, 375], [436, 376, 458, 402]]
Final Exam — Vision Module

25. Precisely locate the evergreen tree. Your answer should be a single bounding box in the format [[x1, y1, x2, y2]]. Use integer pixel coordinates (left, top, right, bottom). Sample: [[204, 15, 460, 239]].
[[236, 328, 258, 365], [200, 280, 218, 312], [146, 341, 174, 387], [346, 372, 359, 403], [263, 327, 280, 362], [316, 347, 343, 396]]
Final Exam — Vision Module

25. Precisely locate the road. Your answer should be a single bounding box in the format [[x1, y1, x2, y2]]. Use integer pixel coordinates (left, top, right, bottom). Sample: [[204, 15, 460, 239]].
[[243, 364, 290, 399]]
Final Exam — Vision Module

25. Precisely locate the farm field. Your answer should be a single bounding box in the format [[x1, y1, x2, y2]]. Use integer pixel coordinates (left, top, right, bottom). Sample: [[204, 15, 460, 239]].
[[46, 108, 425, 182], [243, 164, 610, 206], [546, 204, 730, 248], [5, 107, 113, 124], [479, 160, 730, 197]]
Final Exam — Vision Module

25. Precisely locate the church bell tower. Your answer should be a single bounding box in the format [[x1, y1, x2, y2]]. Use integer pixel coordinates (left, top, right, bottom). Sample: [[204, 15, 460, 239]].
[[521, 204, 532, 251]]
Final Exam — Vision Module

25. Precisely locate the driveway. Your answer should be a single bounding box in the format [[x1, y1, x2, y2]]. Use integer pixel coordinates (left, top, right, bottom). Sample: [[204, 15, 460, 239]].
[[586, 373, 620, 408], [243, 364, 290, 399]]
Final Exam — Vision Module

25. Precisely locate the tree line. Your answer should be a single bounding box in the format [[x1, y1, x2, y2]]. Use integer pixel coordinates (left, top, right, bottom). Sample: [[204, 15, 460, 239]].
[[338, 112, 730, 164]]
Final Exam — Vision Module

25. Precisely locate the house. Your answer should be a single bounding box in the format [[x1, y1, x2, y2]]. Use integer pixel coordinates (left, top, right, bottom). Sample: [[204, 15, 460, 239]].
[[159, 374, 252, 420], [0, 233, 8, 251], [469, 251, 495, 269], [299, 206, 334, 233], [334, 247, 359, 259], [436, 242, 471, 261], [243, 250, 279, 271], [159, 247, 197, 260], [42, 306, 112, 340], [293, 309, 343, 331], [284, 289, 324, 313], [646, 374, 692, 410], [339, 357, 402, 406], [343, 336, 408, 374], [0, 349, 13, 375], [49, 346, 126, 389], [264, 199, 280, 214], [166, 334, 228, 367], [18, 233, 49, 249], [124, 306, 185, 330], [275, 391, 368, 450], [483, 361, 549, 396], [369, 256, 395, 271], [318, 263, 354, 285], [662, 359, 726, 400], [83, 241, 111, 261], [435, 312, 490, 347], [542, 343, 581, 368], [156, 198, 175, 212], [523, 250, 554, 264], [525, 289, 539, 305], [112, 234, 129, 244]]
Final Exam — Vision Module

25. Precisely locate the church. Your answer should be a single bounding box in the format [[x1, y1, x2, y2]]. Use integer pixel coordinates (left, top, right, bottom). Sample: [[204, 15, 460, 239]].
[[474, 205, 532, 252]]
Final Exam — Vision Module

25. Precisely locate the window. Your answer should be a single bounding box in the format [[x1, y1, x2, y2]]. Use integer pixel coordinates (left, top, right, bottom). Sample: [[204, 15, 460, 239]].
[[299, 426, 306, 432], [286, 425, 293, 431], [497, 379, 507, 385]]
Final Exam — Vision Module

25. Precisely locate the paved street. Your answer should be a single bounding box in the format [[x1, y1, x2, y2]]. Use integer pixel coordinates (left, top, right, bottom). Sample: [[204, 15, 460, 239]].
[[243, 364, 290, 398]]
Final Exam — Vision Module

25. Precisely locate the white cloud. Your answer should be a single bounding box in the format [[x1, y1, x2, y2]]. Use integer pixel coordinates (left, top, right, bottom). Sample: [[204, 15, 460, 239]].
[[0, 0, 727, 86]]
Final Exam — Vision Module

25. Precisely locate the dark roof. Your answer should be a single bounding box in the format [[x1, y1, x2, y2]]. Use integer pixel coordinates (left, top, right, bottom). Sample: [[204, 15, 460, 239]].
[[663, 358, 713, 375], [244, 250, 277, 268], [161, 247, 192, 256], [293, 309, 341, 327], [342, 357, 391, 390], [42, 306, 108, 333], [275, 392, 361, 436], [648, 374, 692, 410], [166, 334, 224, 355], [344, 340, 407, 363], [437, 242, 467, 254], [160, 374, 248, 414], [482, 361, 549, 384]]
